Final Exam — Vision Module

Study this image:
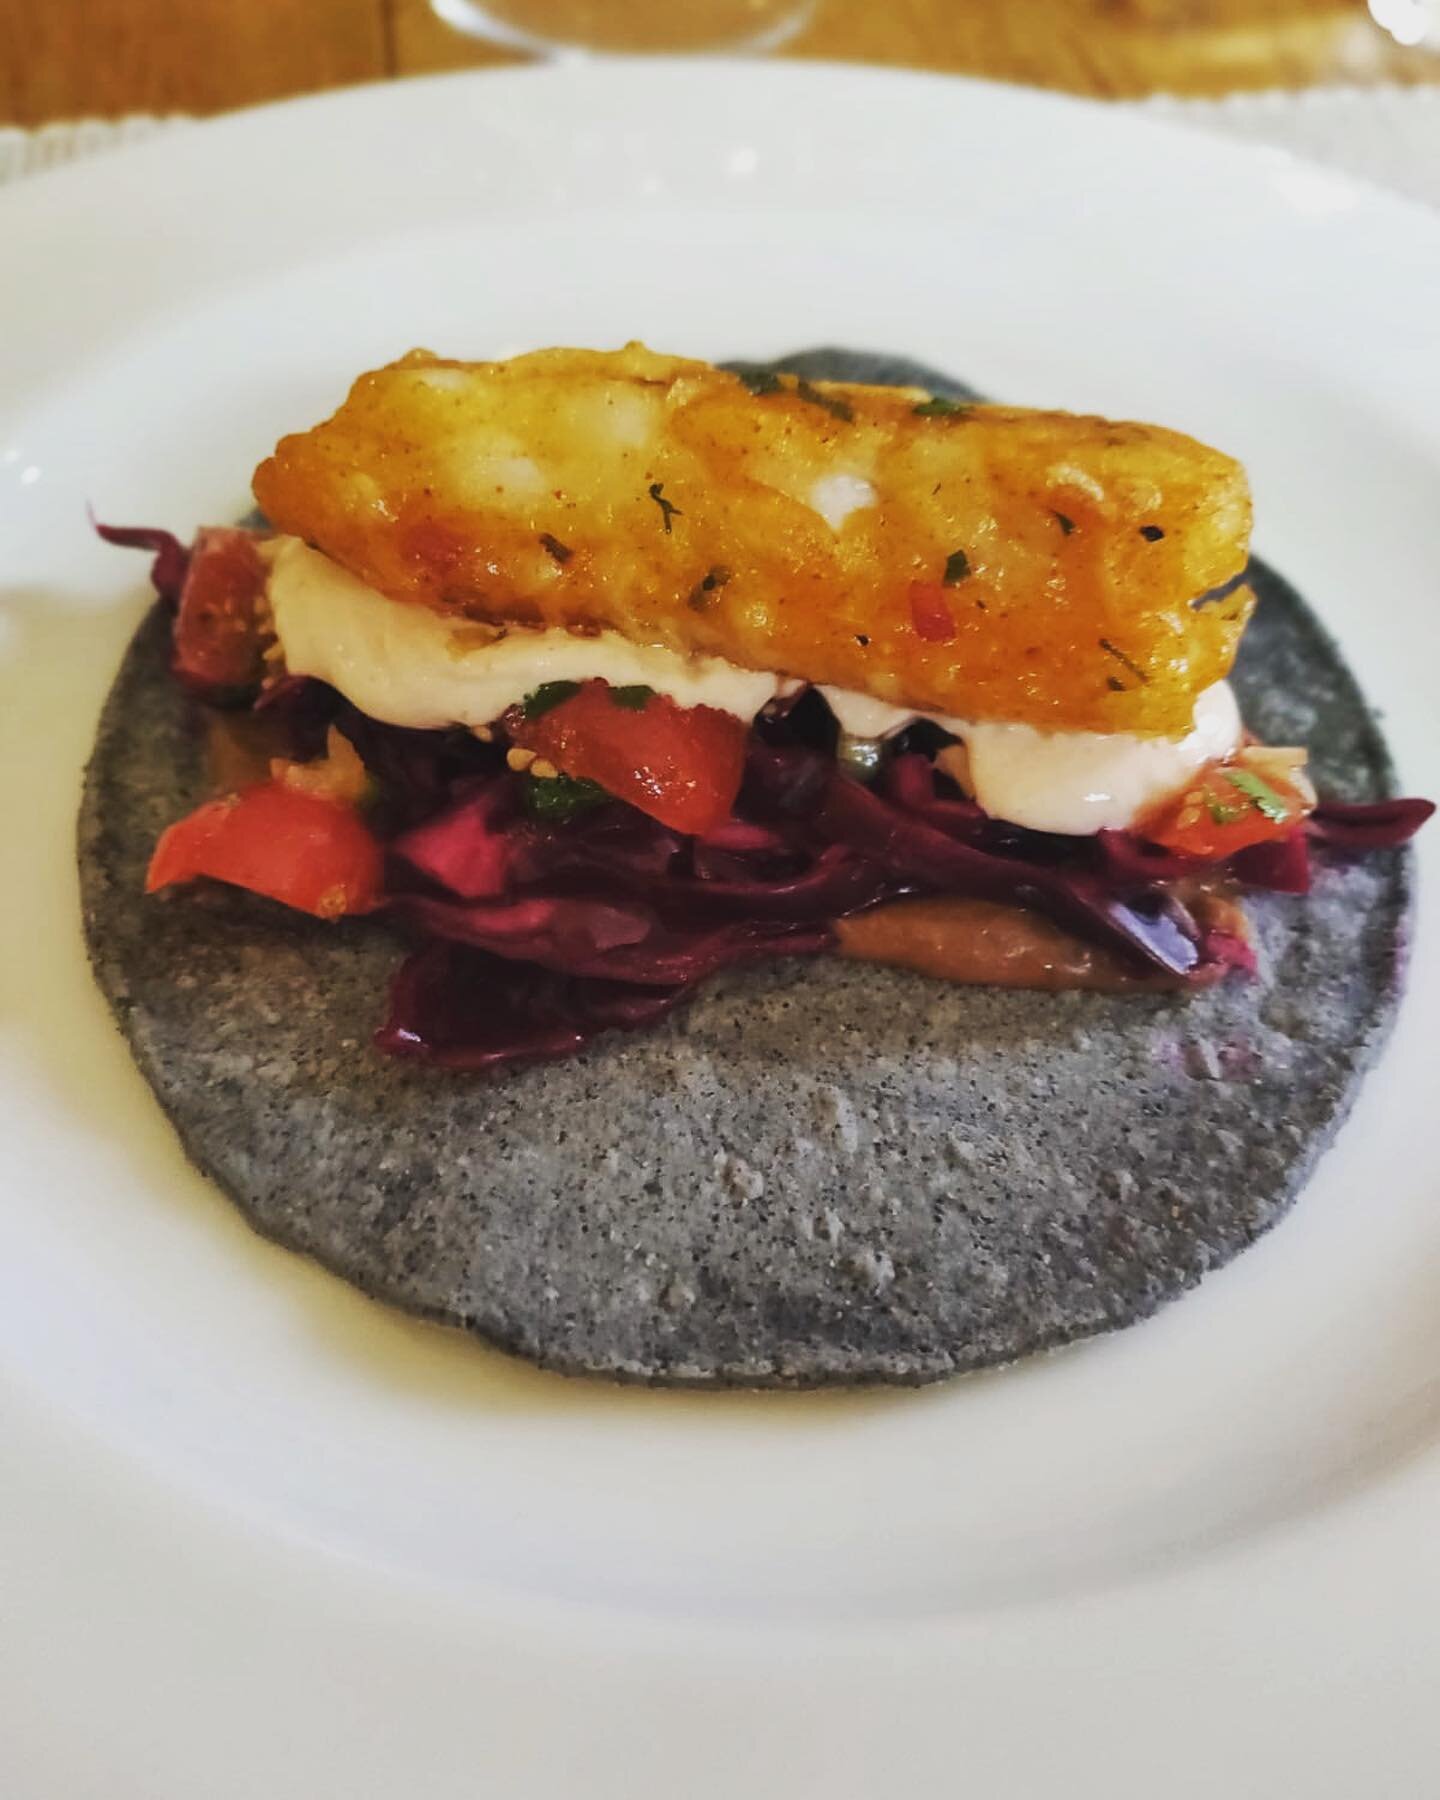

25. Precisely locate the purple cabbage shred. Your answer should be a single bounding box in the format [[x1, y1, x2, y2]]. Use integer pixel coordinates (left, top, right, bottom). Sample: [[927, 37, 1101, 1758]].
[[1307, 796, 1435, 851], [102, 520, 1434, 1072], [93, 519, 191, 606]]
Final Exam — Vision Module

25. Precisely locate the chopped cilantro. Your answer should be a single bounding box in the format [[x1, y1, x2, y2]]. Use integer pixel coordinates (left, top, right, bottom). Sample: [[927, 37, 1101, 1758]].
[[610, 684, 654, 711], [520, 679, 581, 720], [731, 364, 783, 396], [1224, 767, 1291, 822], [1207, 798, 1245, 825], [687, 564, 732, 611], [943, 548, 971, 585], [795, 378, 854, 422], [913, 395, 973, 418], [522, 771, 608, 824], [538, 532, 572, 563], [648, 481, 681, 533], [1099, 638, 1148, 685], [1191, 566, 1251, 611]]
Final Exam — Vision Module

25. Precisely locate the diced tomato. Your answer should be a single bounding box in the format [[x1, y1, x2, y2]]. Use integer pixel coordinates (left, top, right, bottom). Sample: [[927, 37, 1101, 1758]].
[[510, 680, 747, 836], [172, 527, 269, 696], [908, 581, 957, 644], [146, 781, 383, 918], [1140, 757, 1314, 861]]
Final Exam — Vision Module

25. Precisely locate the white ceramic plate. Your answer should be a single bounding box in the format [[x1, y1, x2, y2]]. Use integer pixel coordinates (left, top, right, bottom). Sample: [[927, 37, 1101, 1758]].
[[2, 63, 1438, 1799]]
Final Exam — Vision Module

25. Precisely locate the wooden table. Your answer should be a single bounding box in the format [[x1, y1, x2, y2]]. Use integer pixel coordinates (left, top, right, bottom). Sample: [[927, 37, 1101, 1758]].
[[4, 0, 1438, 125]]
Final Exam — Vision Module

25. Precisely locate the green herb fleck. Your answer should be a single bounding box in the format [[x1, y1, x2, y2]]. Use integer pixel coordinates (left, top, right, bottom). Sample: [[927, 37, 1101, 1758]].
[[1099, 638, 1148, 685], [687, 564, 732, 611], [732, 365, 783, 396], [913, 395, 973, 418], [1207, 798, 1245, 825], [943, 548, 971, 585], [538, 532, 572, 564], [648, 481, 681, 533], [522, 772, 608, 824], [794, 378, 854, 423], [520, 679, 581, 720], [1224, 767, 1291, 823], [610, 684, 654, 711]]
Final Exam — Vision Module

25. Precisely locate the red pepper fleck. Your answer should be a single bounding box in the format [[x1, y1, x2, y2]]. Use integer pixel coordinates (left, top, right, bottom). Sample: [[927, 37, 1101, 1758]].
[[908, 580, 957, 644]]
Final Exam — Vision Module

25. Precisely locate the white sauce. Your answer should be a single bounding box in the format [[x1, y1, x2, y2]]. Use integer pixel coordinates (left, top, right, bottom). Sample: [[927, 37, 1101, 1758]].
[[822, 679, 1242, 835], [266, 536, 1241, 837], [949, 682, 1241, 835], [265, 537, 786, 727], [819, 687, 918, 740]]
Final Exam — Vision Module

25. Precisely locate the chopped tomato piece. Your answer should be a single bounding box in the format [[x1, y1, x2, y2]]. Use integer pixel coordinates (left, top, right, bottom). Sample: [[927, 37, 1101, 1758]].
[[510, 680, 747, 836], [1140, 755, 1314, 861], [908, 581, 957, 644], [147, 781, 383, 918], [173, 527, 269, 696]]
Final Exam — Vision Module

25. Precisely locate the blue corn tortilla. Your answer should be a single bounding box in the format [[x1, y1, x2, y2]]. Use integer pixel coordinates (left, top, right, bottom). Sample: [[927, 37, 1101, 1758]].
[[77, 351, 1413, 1386]]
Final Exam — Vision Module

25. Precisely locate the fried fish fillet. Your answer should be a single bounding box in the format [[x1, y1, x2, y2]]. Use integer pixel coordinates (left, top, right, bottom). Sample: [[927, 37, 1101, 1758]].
[[253, 343, 1254, 736]]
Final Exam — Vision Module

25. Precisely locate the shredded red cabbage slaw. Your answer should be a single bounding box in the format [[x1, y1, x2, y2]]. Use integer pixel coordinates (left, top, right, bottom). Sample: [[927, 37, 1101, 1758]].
[[102, 521, 1433, 1071]]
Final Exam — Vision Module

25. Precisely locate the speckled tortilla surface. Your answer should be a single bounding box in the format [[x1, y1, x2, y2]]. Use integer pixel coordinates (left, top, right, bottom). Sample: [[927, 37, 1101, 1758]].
[[78, 351, 1413, 1387]]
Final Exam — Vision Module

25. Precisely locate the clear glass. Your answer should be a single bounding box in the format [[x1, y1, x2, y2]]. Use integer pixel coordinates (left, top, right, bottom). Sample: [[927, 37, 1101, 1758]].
[[430, 0, 817, 56], [1367, 0, 1440, 47]]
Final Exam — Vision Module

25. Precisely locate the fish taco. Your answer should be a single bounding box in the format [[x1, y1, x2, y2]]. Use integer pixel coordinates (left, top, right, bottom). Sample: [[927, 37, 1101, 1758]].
[[80, 347, 1430, 1385]]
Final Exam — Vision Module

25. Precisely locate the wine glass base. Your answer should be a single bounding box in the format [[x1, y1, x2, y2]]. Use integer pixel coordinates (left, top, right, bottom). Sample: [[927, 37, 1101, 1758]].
[[429, 0, 818, 58]]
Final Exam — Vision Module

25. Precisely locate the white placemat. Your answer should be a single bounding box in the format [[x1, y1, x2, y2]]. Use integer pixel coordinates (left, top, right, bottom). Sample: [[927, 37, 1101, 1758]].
[[0, 112, 187, 183], [2, 83, 1438, 209]]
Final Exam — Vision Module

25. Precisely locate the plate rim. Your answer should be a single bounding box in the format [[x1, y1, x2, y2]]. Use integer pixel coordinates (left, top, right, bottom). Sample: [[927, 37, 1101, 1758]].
[[3, 58, 1438, 1800]]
